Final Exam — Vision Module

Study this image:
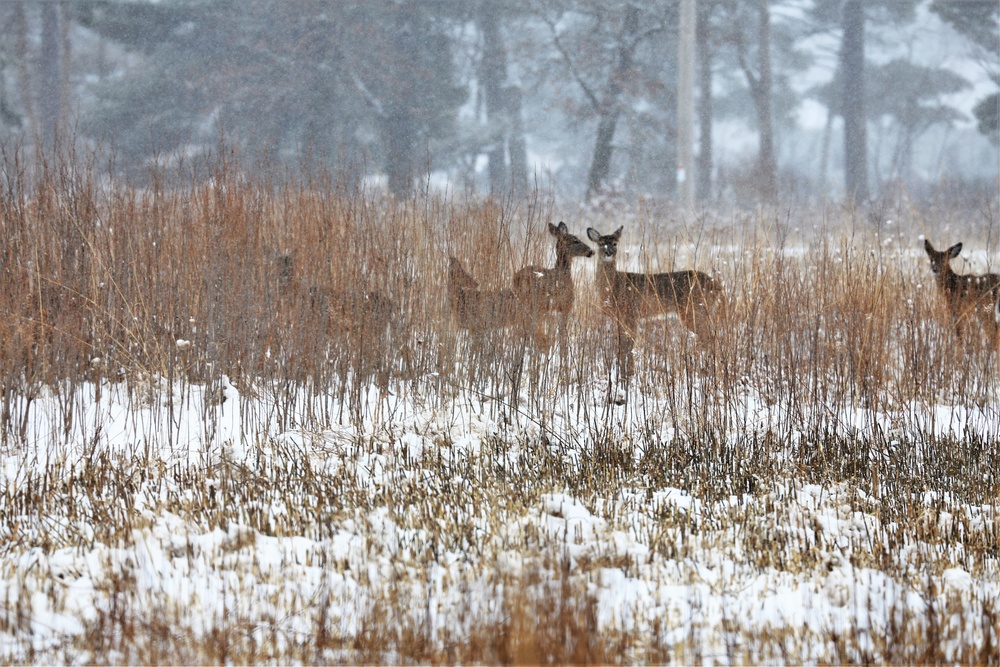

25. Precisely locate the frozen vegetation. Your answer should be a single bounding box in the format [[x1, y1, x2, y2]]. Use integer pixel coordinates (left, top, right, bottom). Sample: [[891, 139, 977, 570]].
[[0, 168, 997, 662]]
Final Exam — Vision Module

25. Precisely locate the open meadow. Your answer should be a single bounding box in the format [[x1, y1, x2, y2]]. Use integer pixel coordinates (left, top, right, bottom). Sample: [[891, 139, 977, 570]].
[[0, 157, 998, 663]]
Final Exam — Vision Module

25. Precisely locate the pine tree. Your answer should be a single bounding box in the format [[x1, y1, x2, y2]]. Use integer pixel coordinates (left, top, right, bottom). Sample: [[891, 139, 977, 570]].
[[77, 0, 465, 194]]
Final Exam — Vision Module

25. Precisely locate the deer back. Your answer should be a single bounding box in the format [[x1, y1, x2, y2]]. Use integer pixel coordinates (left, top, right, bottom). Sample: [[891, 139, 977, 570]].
[[610, 269, 719, 318], [448, 256, 521, 333], [924, 240, 1000, 316]]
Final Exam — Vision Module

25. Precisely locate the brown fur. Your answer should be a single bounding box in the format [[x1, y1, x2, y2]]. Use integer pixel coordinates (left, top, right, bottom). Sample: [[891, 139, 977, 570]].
[[587, 226, 725, 374], [277, 254, 393, 383], [511, 221, 594, 316], [448, 223, 593, 347], [923, 239, 1000, 349], [447, 257, 521, 335]]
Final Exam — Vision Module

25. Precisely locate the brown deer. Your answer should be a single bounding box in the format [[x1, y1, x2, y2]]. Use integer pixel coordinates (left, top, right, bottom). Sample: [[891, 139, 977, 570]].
[[511, 221, 594, 341], [277, 254, 394, 383], [923, 239, 1000, 349], [447, 222, 592, 346], [447, 256, 522, 335], [586, 226, 725, 374]]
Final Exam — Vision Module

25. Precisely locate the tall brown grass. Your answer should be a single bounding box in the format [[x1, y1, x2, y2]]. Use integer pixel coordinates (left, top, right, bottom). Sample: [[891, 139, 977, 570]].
[[0, 148, 998, 663]]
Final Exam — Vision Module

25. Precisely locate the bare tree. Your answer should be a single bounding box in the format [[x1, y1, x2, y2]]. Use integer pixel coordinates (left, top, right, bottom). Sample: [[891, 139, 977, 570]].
[[478, 3, 528, 199], [536, 1, 666, 201], [840, 0, 868, 203], [585, 3, 639, 201], [735, 0, 777, 202]]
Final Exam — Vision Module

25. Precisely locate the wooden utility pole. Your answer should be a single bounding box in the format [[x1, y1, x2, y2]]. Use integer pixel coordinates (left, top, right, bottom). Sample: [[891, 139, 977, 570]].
[[677, 0, 696, 211]]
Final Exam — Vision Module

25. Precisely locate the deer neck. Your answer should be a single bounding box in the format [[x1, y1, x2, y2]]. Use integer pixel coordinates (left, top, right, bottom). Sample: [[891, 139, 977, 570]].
[[553, 246, 573, 275], [940, 266, 959, 292], [596, 254, 618, 296]]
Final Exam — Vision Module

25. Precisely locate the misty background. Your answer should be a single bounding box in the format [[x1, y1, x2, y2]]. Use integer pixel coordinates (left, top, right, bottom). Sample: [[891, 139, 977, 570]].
[[1, 0, 997, 207]]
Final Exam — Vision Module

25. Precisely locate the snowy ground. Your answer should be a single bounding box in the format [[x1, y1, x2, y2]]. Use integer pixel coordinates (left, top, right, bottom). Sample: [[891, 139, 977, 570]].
[[1, 367, 997, 663]]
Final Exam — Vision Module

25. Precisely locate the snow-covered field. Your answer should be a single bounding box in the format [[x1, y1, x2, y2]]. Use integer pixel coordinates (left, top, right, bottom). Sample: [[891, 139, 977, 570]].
[[0, 175, 997, 661], [1, 359, 997, 663]]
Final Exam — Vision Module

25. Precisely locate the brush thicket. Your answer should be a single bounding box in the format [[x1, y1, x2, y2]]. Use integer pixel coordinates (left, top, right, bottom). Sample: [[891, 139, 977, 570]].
[[0, 150, 997, 663]]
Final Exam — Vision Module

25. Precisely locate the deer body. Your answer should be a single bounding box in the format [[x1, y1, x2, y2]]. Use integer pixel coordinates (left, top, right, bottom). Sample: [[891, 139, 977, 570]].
[[277, 254, 393, 385], [447, 256, 521, 335], [448, 222, 592, 347], [511, 221, 594, 317], [587, 226, 724, 374], [923, 239, 1000, 349], [278, 254, 392, 339]]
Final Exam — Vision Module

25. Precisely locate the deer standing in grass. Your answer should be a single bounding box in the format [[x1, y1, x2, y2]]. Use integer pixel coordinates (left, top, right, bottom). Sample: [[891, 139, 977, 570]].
[[587, 226, 725, 375], [447, 257, 521, 335], [511, 221, 594, 344], [448, 222, 592, 347], [923, 239, 1000, 350], [277, 254, 394, 385]]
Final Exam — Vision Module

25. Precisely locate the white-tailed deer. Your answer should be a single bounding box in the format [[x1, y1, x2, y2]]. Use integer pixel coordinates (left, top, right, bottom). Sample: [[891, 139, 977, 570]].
[[277, 254, 393, 383], [447, 222, 592, 347], [586, 226, 725, 374], [447, 256, 522, 335], [511, 221, 594, 341], [923, 239, 1000, 349]]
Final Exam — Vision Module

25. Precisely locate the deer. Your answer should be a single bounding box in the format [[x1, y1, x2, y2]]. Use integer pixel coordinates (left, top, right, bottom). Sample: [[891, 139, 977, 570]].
[[276, 254, 394, 384], [923, 239, 1000, 349], [447, 256, 522, 336], [586, 225, 725, 375], [510, 221, 594, 343], [447, 222, 593, 347]]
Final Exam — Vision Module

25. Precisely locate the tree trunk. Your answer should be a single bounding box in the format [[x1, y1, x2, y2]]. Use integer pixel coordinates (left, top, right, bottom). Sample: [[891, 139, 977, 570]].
[[506, 84, 529, 199], [384, 107, 416, 200], [820, 104, 833, 192], [587, 114, 620, 201], [840, 0, 868, 204], [753, 0, 776, 202], [736, 0, 776, 202], [696, 1, 713, 203], [479, 3, 508, 197], [383, 3, 420, 199], [15, 1, 36, 139], [59, 1, 72, 134], [39, 1, 62, 148], [585, 4, 639, 202]]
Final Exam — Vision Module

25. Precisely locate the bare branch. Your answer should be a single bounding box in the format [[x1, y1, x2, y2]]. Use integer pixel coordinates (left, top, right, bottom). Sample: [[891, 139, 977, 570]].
[[349, 71, 387, 119], [541, 13, 602, 113]]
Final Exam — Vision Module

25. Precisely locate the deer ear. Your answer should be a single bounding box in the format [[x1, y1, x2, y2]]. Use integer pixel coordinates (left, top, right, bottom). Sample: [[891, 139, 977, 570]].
[[613, 226, 623, 239], [949, 243, 962, 258], [586, 228, 601, 242], [548, 222, 559, 235], [558, 221, 568, 233], [924, 239, 934, 253]]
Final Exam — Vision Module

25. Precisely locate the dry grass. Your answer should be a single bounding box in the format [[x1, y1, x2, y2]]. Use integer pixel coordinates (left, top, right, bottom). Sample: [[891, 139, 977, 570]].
[[0, 149, 998, 663]]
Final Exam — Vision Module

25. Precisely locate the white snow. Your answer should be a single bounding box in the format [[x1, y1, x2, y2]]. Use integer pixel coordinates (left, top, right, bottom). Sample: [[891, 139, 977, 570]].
[[0, 365, 996, 662]]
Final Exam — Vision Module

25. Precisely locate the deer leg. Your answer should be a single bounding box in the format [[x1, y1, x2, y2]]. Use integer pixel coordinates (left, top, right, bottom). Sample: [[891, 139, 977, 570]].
[[555, 311, 570, 359], [952, 308, 966, 344], [984, 309, 1000, 352], [616, 316, 635, 379], [678, 304, 700, 337], [524, 312, 550, 349], [679, 303, 716, 347], [534, 324, 551, 349]]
